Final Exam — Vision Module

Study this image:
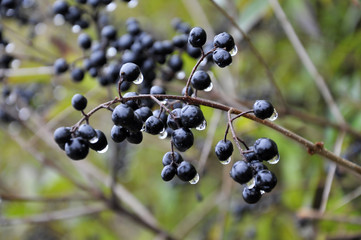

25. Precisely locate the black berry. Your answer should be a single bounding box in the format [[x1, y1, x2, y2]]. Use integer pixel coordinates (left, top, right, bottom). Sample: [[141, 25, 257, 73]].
[[65, 137, 89, 160], [191, 70, 211, 91], [215, 139, 233, 161], [180, 105, 205, 129], [144, 115, 164, 135], [212, 48, 232, 68], [171, 127, 194, 152], [111, 125, 128, 143], [242, 187, 262, 204], [230, 161, 253, 184], [213, 32, 235, 52], [162, 151, 183, 166], [71, 94, 87, 111], [254, 170, 277, 192], [161, 165, 176, 181], [253, 138, 278, 161], [177, 161, 197, 182], [120, 63, 141, 82], [253, 100, 275, 120], [188, 27, 207, 48]]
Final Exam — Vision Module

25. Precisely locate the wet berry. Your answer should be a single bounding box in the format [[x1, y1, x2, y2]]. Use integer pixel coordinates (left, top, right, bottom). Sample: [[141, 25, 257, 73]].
[[77, 124, 96, 140], [213, 32, 235, 51], [180, 105, 205, 129], [111, 125, 128, 143], [215, 139, 233, 161], [191, 70, 211, 91], [171, 127, 194, 152], [242, 187, 262, 204], [188, 27, 207, 48], [253, 138, 278, 161], [212, 48, 232, 68], [254, 170, 277, 192], [54, 127, 71, 145], [120, 62, 141, 82], [253, 100, 274, 120], [162, 151, 183, 166], [230, 160, 253, 184], [65, 137, 89, 160], [177, 161, 197, 181], [144, 115, 164, 135], [71, 94, 87, 111], [112, 104, 135, 127], [89, 129, 108, 152], [167, 108, 182, 130], [126, 131, 143, 144], [161, 165, 176, 181]]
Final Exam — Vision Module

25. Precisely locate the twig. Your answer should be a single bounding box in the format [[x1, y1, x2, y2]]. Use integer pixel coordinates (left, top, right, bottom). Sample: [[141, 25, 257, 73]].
[[334, 186, 361, 210], [297, 208, 361, 225], [0, 193, 97, 202]]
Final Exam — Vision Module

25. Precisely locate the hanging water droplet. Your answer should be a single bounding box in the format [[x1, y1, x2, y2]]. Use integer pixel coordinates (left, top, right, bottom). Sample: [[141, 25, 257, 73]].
[[127, 0, 138, 8], [268, 108, 278, 121], [160, 99, 168, 105], [267, 154, 280, 164], [106, 2, 117, 12], [203, 82, 213, 92], [133, 73, 143, 85], [158, 130, 168, 139], [200, 58, 208, 67], [260, 190, 265, 195], [53, 14, 65, 26], [97, 145, 109, 154], [106, 47, 117, 58], [229, 45, 238, 56], [71, 25, 81, 33], [189, 173, 200, 184], [176, 71, 186, 80], [196, 119, 207, 131], [141, 125, 146, 132], [246, 177, 255, 189], [89, 136, 99, 144], [219, 157, 231, 165]]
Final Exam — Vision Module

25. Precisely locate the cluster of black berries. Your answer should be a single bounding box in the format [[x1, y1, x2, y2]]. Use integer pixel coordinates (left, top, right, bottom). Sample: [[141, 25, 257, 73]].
[[214, 100, 279, 204], [0, 0, 40, 23]]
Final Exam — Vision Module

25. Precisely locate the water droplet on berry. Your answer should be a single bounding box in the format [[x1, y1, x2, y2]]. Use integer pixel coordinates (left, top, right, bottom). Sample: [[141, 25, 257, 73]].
[[89, 136, 99, 144], [127, 0, 138, 8], [246, 177, 255, 189], [268, 108, 278, 121], [106, 47, 117, 58], [158, 130, 168, 139], [176, 71, 186, 80], [219, 157, 231, 165], [72, 25, 81, 33], [260, 190, 265, 195], [141, 125, 146, 132], [133, 73, 143, 85], [189, 173, 200, 184], [11, 59, 21, 69], [97, 145, 109, 154], [18, 108, 31, 121], [196, 119, 207, 131], [53, 14, 65, 26], [229, 45, 238, 56], [203, 82, 213, 92], [200, 58, 208, 67], [160, 99, 168, 105], [267, 154, 280, 164], [5, 43, 15, 53], [106, 2, 117, 12]]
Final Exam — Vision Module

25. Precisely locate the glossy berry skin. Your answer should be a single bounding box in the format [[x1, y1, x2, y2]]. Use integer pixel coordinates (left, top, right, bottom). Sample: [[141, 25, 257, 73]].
[[134, 107, 153, 122], [188, 27, 207, 48], [162, 151, 183, 166], [242, 187, 262, 204], [243, 147, 258, 162], [144, 116, 164, 135], [230, 161, 253, 184], [255, 170, 277, 192], [212, 48, 232, 68], [71, 94, 87, 111], [126, 131, 143, 144], [250, 160, 268, 174], [161, 165, 176, 181], [90, 50, 106, 67], [111, 125, 128, 143], [54, 127, 71, 145], [65, 137, 89, 160], [180, 105, 205, 129], [77, 124, 96, 140], [126, 113, 143, 133], [150, 86, 166, 95], [172, 34, 188, 48], [168, 54, 183, 72], [191, 70, 211, 91], [112, 104, 135, 127], [89, 129, 108, 152], [171, 127, 194, 152], [253, 138, 278, 161], [71, 68, 85, 82], [215, 139, 233, 161], [177, 161, 197, 181], [253, 100, 274, 120], [120, 63, 141, 82], [167, 108, 182, 130], [213, 32, 235, 51], [101, 25, 117, 41], [54, 58, 68, 74]]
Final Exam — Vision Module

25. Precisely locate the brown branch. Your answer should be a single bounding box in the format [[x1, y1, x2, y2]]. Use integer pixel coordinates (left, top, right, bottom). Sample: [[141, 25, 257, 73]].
[[297, 208, 361, 225], [0, 193, 97, 203]]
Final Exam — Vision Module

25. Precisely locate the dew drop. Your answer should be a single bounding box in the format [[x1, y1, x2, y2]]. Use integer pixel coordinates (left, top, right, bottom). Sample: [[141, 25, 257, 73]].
[[127, 0, 138, 8], [176, 71, 186, 80], [158, 130, 168, 139], [53, 14, 65, 26], [97, 145, 109, 154], [246, 177, 255, 189], [89, 136, 99, 144], [189, 173, 200, 184], [203, 82, 213, 92], [106, 47, 117, 58], [268, 108, 278, 121], [267, 154, 280, 164], [141, 125, 146, 132], [196, 119, 207, 131], [71, 25, 81, 33], [200, 58, 208, 67], [219, 157, 231, 165], [18, 108, 31, 121], [5, 43, 15, 53], [260, 190, 265, 195], [106, 2, 117, 12], [160, 99, 168, 105], [229, 45, 238, 56], [133, 73, 143, 85]]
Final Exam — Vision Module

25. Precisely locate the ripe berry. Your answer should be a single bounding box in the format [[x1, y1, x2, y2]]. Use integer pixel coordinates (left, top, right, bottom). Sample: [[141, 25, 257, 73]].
[[53, 0, 69, 15], [177, 161, 197, 181], [90, 50, 107, 67], [89, 129, 108, 152], [71, 94, 87, 111], [162, 151, 183, 166], [250, 160, 268, 174], [111, 125, 128, 143], [126, 131, 143, 144], [191, 70, 211, 91], [172, 34, 188, 48], [180, 105, 205, 129], [167, 108, 182, 130], [120, 63, 141, 82], [188, 27, 207, 48], [65, 137, 89, 160], [212, 48, 232, 68], [254, 170, 277, 192], [54, 58, 68, 75], [117, 34, 134, 50], [112, 104, 135, 127], [153, 109, 168, 126], [242, 187, 262, 204], [54, 127, 71, 145], [253, 138, 278, 161], [243, 147, 258, 162], [150, 86, 166, 95], [71, 68, 85, 82], [144, 115, 164, 135], [171, 127, 194, 152], [161, 165, 176, 181], [168, 55, 183, 72], [186, 43, 202, 58], [230, 161, 253, 184], [215, 139, 233, 161], [253, 100, 274, 120], [213, 32, 235, 52], [134, 106, 153, 122], [77, 124, 96, 141], [123, 92, 140, 110], [101, 25, 117, 41]]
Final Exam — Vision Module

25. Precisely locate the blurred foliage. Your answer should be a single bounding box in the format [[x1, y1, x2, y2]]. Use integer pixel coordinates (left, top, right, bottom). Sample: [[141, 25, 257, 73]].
[[1, 0, 361, 240]]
